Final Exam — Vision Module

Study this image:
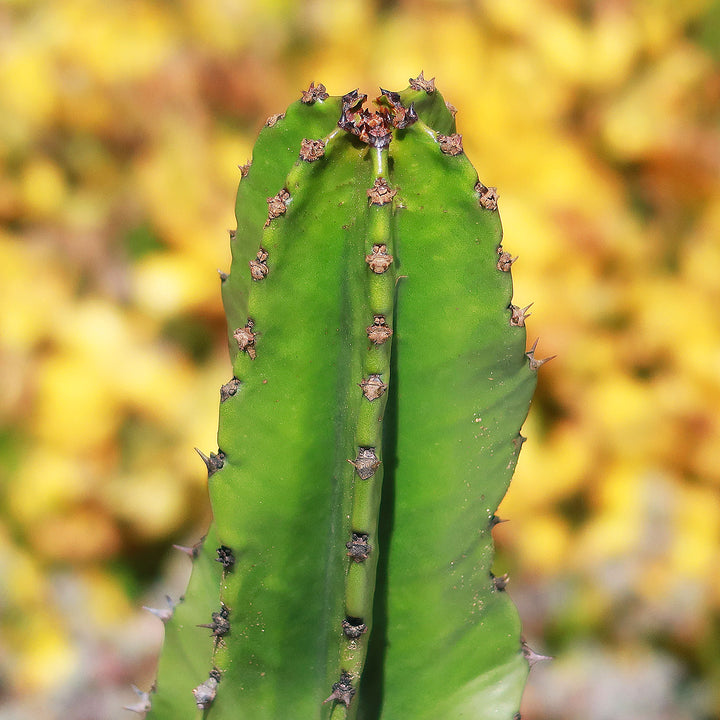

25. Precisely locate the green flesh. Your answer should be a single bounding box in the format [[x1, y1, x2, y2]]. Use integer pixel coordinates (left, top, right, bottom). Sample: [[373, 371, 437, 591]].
[[146, 82, 536, 720]]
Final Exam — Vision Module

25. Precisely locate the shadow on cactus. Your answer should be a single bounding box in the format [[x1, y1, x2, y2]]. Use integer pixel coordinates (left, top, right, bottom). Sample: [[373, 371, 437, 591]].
[[129, 74, 552, 720]]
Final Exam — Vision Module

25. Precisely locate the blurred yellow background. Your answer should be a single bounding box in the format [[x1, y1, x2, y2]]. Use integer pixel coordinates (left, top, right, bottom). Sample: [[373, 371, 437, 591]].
[[1, 0, 719, 718]]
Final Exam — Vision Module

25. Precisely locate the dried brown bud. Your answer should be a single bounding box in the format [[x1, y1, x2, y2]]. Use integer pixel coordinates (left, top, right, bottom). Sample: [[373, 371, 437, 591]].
[[264, 112, 285, 127], [438, 133, 463, 156], [299, 138, 326, 162], [348, 447, 381, 480], [300, 81, 329, 104], [476, 182, 499, 210], [409, 71, 435, 93], [366, 315, 393, 345], [264, 188, 290, 227], [359, 374, 387, 401], [234, 319, 257, 359], [367, 178, 397, 206]]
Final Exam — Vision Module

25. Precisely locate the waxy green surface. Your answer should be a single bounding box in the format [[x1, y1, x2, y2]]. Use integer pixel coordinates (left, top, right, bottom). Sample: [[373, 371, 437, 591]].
[[146, 82, 536, 720]]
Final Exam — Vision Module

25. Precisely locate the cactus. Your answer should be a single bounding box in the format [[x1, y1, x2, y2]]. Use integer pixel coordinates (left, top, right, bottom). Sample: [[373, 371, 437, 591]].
[[134, 75, 547, 720]]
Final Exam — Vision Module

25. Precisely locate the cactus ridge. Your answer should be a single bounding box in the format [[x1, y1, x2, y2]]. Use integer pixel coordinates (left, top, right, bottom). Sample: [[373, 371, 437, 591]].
[[142, 78, 539, 720]]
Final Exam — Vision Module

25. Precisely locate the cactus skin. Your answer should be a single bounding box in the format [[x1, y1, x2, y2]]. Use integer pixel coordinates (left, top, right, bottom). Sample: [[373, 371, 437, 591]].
[[142, 78, 539, 720]]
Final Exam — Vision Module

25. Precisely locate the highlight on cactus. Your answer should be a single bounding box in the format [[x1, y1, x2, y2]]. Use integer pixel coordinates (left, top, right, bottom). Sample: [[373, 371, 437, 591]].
[[130, 73, 552, 719]]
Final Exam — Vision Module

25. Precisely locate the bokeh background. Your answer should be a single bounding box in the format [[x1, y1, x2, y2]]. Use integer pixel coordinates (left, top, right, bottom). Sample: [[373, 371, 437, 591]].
[[2, 1, 720, 718]]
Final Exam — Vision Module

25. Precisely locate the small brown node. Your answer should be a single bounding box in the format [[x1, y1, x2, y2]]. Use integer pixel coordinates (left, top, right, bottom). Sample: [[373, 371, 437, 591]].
[[526, 339, 556, 371], [195, 448, 225, 476], [342, 617, 368, 639], [475, 182, 499, 210], [348, 447, 381, 480], [366, 315, 393, 345], [264, 188, 290, 227], [359, 374, 387, 401], [300, 81, 329, 104], [215, 545, 236, 571], [249, 248, 270, 280], [193, 670, 221, 710], [510, 303, 533, 327], [365, 243, 394, 274], [234, 319, 257, 359], [496, 246, 518, 272], [346, 532, 371, 562], [493, 573, 510, 591], [264, 112, 285, 127], [198, 604, 230, 637], [445, 101, 458, 118], [220, 378, 241, 402], [299, 137, 326, 162], [323, 671, 356, 708], [438, 133, 463, 155], [239, 162, 251, 178], [367, 178, 397, 206], [409, 71, 435, 93], [217, 269, 228, 281]]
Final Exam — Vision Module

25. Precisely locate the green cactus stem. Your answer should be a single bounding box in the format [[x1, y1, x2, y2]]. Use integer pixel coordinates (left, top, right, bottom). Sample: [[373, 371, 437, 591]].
[[138, 75, 547, 720]]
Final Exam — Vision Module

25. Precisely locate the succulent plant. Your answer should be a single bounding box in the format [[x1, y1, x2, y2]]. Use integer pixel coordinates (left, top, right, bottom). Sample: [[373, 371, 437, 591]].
[[133, 74, 548, 720]]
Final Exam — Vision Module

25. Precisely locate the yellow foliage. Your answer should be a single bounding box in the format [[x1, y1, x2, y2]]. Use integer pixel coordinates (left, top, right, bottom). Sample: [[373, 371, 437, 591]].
[[1, 0, 719, 713]]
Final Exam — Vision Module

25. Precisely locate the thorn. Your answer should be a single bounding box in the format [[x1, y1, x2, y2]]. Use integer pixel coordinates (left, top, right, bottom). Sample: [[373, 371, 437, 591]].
[[173, 536, 203, 559], [193, 669, 221, 710], [323, 671, 356, 708], [521, 639, 553, 667], [510, 303, 533, 327], [217, 268, 228, 281], [124, 684, 152, 714], [348, 447, 381, 480], [195, 448, 225, 476], [490, 514, 508, 527], [197, 604, 230, 637], [142, 595, 176, 623], [239, 162, 250, 178], [526, 339, 556, 371]]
